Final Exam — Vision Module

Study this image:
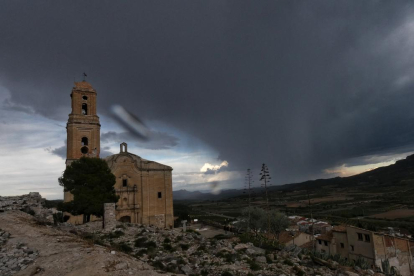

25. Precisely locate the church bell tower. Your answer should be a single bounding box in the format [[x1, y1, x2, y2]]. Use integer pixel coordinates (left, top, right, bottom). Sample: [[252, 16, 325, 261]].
[[66, 81, 101, 166]]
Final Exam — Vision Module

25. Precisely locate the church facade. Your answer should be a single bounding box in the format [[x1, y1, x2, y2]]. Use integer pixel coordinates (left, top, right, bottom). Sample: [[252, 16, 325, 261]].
[[63, 81, 174, 228]]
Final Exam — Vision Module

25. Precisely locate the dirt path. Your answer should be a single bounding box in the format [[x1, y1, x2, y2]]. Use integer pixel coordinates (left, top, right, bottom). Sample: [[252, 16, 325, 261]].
[[0, 211, 170, 276]]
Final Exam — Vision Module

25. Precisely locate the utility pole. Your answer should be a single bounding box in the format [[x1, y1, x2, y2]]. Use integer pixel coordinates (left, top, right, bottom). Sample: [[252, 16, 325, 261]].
[[260, 163, 271, 233], [307, 190, 315, 252], [244, 169, 254, 229]]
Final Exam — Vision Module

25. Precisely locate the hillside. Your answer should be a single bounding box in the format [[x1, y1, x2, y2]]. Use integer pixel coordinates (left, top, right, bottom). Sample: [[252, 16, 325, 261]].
[[278, 154, 414, 191], [175, 154, 414, 202]]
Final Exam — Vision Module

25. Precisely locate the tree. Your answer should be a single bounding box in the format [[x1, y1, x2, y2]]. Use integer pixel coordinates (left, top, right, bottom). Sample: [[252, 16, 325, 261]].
[[58, 157, 119, 222], [268, 210, 289, 240], [238, 206, 267, 236], [260, 163, 272, 232]]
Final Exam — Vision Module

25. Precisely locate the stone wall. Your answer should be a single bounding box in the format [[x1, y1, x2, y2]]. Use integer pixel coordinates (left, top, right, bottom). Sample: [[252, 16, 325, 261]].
[[103, 203, 116, 231]]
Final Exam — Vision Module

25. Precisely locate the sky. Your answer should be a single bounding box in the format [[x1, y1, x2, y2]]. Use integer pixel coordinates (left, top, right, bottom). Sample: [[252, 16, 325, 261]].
[[2, 1, 414, 199]]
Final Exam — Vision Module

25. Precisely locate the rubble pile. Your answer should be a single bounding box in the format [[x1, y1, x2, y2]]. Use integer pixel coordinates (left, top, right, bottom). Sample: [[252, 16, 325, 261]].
[[0, 192, 44, 212], [0, 229, 38, 276], [0, 192, 54, 222], [67, 222, 381, 276]]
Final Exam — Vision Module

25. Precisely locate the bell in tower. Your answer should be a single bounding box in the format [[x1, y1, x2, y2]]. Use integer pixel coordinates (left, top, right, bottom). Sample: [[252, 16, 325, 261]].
[[66, 81, 101, 166]]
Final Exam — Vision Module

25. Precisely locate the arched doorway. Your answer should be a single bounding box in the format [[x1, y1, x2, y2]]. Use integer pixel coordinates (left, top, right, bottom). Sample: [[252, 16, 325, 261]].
[[119, 216, 131, 223]]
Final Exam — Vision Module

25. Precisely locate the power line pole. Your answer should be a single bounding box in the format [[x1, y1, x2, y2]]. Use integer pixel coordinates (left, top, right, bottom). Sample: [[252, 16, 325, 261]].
[[244, 169, 254, 228], [307, 190, 315, 252]]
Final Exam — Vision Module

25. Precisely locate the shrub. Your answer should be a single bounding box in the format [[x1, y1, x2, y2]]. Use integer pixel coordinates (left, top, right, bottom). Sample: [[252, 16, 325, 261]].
[[221, 271, 233, 276], [164, 237, 171, 243], [94, 239, 105, 246], [186, 229, 201, 235], [177, 258, 187, 265], [115, 242, 133, 253], [145, 241, 157, 249], [250, 262, 261, 271], [180, 243, 190, 250], [152, 260, 165, 269], [213, 234, 229, 240], [134, 237, 148, 247], [135, 249, 147, 257], [284, 259, 294, 266], [201, 269, 209, 276], [105, 230, 124, 239], [166, 263, 179, 273], [163, 243, 173, 251], [116, 224, 126, 229]]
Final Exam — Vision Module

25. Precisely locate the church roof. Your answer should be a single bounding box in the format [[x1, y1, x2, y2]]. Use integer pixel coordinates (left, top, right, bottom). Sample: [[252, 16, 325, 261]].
[[73, 81, 96, 93], [105, 147, 172, 171]]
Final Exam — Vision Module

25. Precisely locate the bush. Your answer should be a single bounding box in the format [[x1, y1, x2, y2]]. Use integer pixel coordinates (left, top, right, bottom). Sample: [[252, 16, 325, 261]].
[[250, 262, 261, 271], [21, 207, 35, 216], [186, 229, 201, 235], [177, 258, 187, 265], [135, 249, 147, 257], [180, 243, 190, 250], [152, 260, 165, 269], [163, 243, 173, 251], [164, 237, 171, 243], [284, 259, 294, 266], [134, 237, 148, 247], [221, 271, 233, 276], [166, 263, 179, 273], [116, 224, 126, 229], [213, 234, 229, 240], [105, 230, 124, 239], [145, 241, 157, 249], [115, 242, 133, 253]]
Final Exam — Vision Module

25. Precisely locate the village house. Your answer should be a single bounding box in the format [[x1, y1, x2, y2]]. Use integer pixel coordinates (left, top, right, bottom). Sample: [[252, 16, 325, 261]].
[[63, 81, 174, 228], [315, 225, 414, 276], [278, 231, 312, 247]]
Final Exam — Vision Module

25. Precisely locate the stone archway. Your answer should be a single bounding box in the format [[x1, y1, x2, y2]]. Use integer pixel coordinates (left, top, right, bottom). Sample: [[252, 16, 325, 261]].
[[119, 216, 131, 223]]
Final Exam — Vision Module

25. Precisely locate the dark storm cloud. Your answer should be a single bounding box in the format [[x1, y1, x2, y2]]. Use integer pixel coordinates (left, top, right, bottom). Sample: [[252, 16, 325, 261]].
[[47, 143, 114, 159], [101, 130, 179, 150], [2, 1, 414, 184], [2, 99, 34, 114], [47, 145, 66, 159]]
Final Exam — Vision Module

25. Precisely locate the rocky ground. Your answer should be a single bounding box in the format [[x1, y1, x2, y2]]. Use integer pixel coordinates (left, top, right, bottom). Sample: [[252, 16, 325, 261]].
[[63, 221, 382, 276], [0, 193, 386, 276], [0, 210, 176, 276], [0, 229, 39, 276]]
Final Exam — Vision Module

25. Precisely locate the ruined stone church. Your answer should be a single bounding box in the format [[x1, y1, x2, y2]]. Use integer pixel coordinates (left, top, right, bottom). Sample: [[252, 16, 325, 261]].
[[63, 81, 174, 228]]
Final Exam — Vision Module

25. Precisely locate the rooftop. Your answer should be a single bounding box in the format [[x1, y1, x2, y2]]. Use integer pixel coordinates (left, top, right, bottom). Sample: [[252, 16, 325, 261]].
[[73, 81, 96, 92]]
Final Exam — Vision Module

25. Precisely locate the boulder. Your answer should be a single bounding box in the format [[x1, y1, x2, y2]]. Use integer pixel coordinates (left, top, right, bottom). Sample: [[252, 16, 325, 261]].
[[234, 243, 249, 250], [255, 256, 267, 264]]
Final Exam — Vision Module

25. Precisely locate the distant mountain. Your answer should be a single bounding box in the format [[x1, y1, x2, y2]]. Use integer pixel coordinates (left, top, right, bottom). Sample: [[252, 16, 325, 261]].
[[173, 154, 414, 201], [277, 154, 414, 191], [173, 189, 244, 201]]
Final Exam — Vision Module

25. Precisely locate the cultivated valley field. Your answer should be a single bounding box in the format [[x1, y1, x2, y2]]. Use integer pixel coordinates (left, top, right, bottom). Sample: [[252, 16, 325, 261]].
[[175, 154, 414, 235]]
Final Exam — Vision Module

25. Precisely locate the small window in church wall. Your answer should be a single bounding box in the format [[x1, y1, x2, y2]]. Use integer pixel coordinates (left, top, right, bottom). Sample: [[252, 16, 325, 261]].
[[123, 179, 127, 187], [82, 103, 88, 115], [82, 95, 88, 100], [81, 137, 88, 146], [158, 192, 162, 198], [81, 146, 88, 154]]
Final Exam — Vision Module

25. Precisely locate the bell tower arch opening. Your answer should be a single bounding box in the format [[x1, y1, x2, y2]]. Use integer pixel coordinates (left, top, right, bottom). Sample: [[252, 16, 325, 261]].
[[81, 103, 88, 115]]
